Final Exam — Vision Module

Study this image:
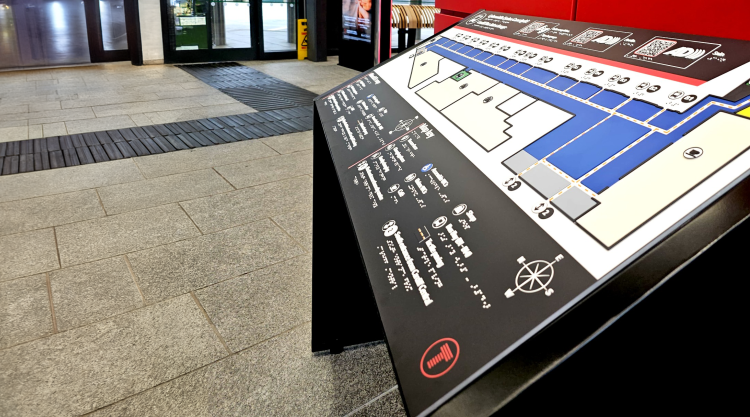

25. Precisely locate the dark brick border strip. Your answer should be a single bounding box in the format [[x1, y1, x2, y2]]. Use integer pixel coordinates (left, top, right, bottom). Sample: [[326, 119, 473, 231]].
[[0, 107, 313, 177], [177, 62, 319, 111]]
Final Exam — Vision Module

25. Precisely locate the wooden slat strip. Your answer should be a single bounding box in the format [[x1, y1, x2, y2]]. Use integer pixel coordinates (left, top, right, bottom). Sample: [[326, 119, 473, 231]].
[[127, 139, 151, 156], [0, 143, 6, 157], [49, 150, 65, 168], [211, 129, 237, 143], [46, 137, 61, 152], [115, 142, 137, 158], [176, 122, 195, 133], [187, 120, 206, 132], [3, 155, 19, 174], [95, 131, 114, 144], [6, 141, 20, 156], [102, 143, 124, 160], [188, 132, 213, 146], [165, 123, 187, 135], [131, 127, 149, 139], [152, 136, 176, 152], [164, 135, 190, 150], [59, 136, 74, 150], [19, 154, 33, 172], [63, 148, 80, 166], [118, 128, 138, 141], [201, 130, 226, 144], [106, 130, 126, 142], [89, 145, 110, 163], [152, 124, 172, 136], [34, 152, 50, 170], [83, 133, 99, 147], [75, 147, 95, 164], [71, 134, 86, 148], [33, 138, 48, 153], [142, 125, 160, 138], [20, 140, 33, 155], [140, 138, 163, 154]]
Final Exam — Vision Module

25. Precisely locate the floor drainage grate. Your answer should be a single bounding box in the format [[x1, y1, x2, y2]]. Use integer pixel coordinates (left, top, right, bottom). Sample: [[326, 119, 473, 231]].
[[0, 107, 313, 176], [177, 62, 319, 111]]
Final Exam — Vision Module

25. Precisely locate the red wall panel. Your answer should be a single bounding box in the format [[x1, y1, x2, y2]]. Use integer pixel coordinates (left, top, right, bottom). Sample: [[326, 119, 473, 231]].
[[576, 0, 750, 41], [436, 0, 576, 21], [435, 13, 465, 32]]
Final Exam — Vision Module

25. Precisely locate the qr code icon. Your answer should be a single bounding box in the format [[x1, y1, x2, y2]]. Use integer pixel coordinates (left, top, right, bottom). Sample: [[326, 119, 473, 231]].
[[634, 39, 677, 57], [518, 22, 546, 34], [569, 30, 603, 45]]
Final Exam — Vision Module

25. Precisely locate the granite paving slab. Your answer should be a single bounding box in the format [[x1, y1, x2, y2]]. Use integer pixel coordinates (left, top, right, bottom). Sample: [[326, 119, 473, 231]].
[[0, 189, 105, 237], [0, 295, 227, 416], [55, 204, 200, 267], [214, 150, 313, 189], [132, 139, 278, 179], [0, 274, 54, 349], [128, 219, 304, 303], [50, 257, 143, 331], [180, 175, 312, 234], [97, 169, 234, 215], [0, 229, 59, 282], [196, 256, 311, 352], [88, 324, 396, 417]]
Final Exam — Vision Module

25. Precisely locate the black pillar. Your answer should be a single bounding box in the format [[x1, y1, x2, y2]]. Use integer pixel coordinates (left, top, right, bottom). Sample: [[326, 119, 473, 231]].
[[305, 0, 327, 62]]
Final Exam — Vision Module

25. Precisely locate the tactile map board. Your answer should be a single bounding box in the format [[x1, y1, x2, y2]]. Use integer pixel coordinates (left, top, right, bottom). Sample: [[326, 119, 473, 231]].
[[314, 10, 750, 417]]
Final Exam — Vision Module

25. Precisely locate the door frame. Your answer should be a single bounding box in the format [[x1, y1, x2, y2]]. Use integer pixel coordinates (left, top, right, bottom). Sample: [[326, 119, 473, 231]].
[[83, 0, 133, 62], [160, 0, 300, 64]]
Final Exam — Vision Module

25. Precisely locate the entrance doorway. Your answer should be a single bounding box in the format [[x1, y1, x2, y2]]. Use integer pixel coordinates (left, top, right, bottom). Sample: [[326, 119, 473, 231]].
[[0, 0, 132, 71], [161, 0, 300, 64]]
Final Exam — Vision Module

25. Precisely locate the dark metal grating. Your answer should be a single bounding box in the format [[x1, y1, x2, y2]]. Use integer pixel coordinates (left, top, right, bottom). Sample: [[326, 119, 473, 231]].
[[177, 62, 319, 111], [0, 107, 313, 177]]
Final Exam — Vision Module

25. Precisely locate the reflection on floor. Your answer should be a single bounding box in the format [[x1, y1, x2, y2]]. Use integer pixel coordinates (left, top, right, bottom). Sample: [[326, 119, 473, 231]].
[[0, 57, 406, 416]]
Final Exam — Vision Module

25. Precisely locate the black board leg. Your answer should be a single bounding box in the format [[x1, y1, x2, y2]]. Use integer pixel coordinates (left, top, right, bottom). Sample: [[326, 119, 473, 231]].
[[311, 105, 384, 353]]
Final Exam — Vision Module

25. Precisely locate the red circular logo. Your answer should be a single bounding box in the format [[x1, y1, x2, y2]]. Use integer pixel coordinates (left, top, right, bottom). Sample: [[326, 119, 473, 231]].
[[420, 338, 460, 378]]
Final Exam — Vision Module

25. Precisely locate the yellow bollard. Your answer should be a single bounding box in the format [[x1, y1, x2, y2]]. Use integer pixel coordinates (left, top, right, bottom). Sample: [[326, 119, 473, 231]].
[[297, 19, 308, 60]]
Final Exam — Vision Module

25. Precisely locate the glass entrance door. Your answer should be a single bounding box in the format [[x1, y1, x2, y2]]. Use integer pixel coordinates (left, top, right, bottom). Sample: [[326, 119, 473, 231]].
[[85, 0, 130, 62], [162, 0, 299, 63]]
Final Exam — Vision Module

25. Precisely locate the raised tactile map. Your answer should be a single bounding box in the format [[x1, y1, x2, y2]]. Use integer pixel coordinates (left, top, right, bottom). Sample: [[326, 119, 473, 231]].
[[314, 10, 750, 417]]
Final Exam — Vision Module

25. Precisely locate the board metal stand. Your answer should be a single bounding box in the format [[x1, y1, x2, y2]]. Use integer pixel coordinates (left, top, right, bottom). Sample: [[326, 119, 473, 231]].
[[311, 105, 384, 353], [312, 97, 750, 410], [311, 10, 750, 415]]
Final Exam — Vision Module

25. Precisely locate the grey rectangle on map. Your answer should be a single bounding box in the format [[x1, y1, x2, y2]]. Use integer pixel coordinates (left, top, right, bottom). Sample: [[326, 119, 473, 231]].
[[552, 187, 598, 220], [520, 164, 569, 198], [504, 150, 538, 174]]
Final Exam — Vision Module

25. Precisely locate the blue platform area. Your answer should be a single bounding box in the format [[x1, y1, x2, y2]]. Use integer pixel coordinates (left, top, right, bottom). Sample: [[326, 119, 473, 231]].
[[547, 76, 577, 91], [428, 46, 610, 160], [426, 40, 750, 195], [485, 55, 508, 67], [649, 95, 749, 130], [433, 38, 451, 46], [449, 42, 465, 51], [547, 117, 650, 179], [508, 63, 532, 75], [476, 52, 493, 61], [498, 59, 518, 70], [524, 68, 557, 84], [465, 48, 484, 57], [567, 82, 601, 100], [618, 100, 661, 121], [589, 90, 628, 109], [457, 45, 474, 54], [437, 40, 456, 50], [582, 99, 750, 192]]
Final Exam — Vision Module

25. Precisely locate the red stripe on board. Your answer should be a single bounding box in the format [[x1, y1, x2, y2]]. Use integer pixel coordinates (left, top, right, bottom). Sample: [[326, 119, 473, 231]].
[[459, 27, 706, 86]]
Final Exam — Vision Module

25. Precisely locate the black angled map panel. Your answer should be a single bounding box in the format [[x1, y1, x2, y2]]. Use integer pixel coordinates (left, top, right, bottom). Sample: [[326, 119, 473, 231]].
[[314, 9, 750, 417]]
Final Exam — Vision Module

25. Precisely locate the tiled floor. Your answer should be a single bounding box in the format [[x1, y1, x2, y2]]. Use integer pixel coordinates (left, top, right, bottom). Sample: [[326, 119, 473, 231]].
[[0, 58, 407, 416]]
